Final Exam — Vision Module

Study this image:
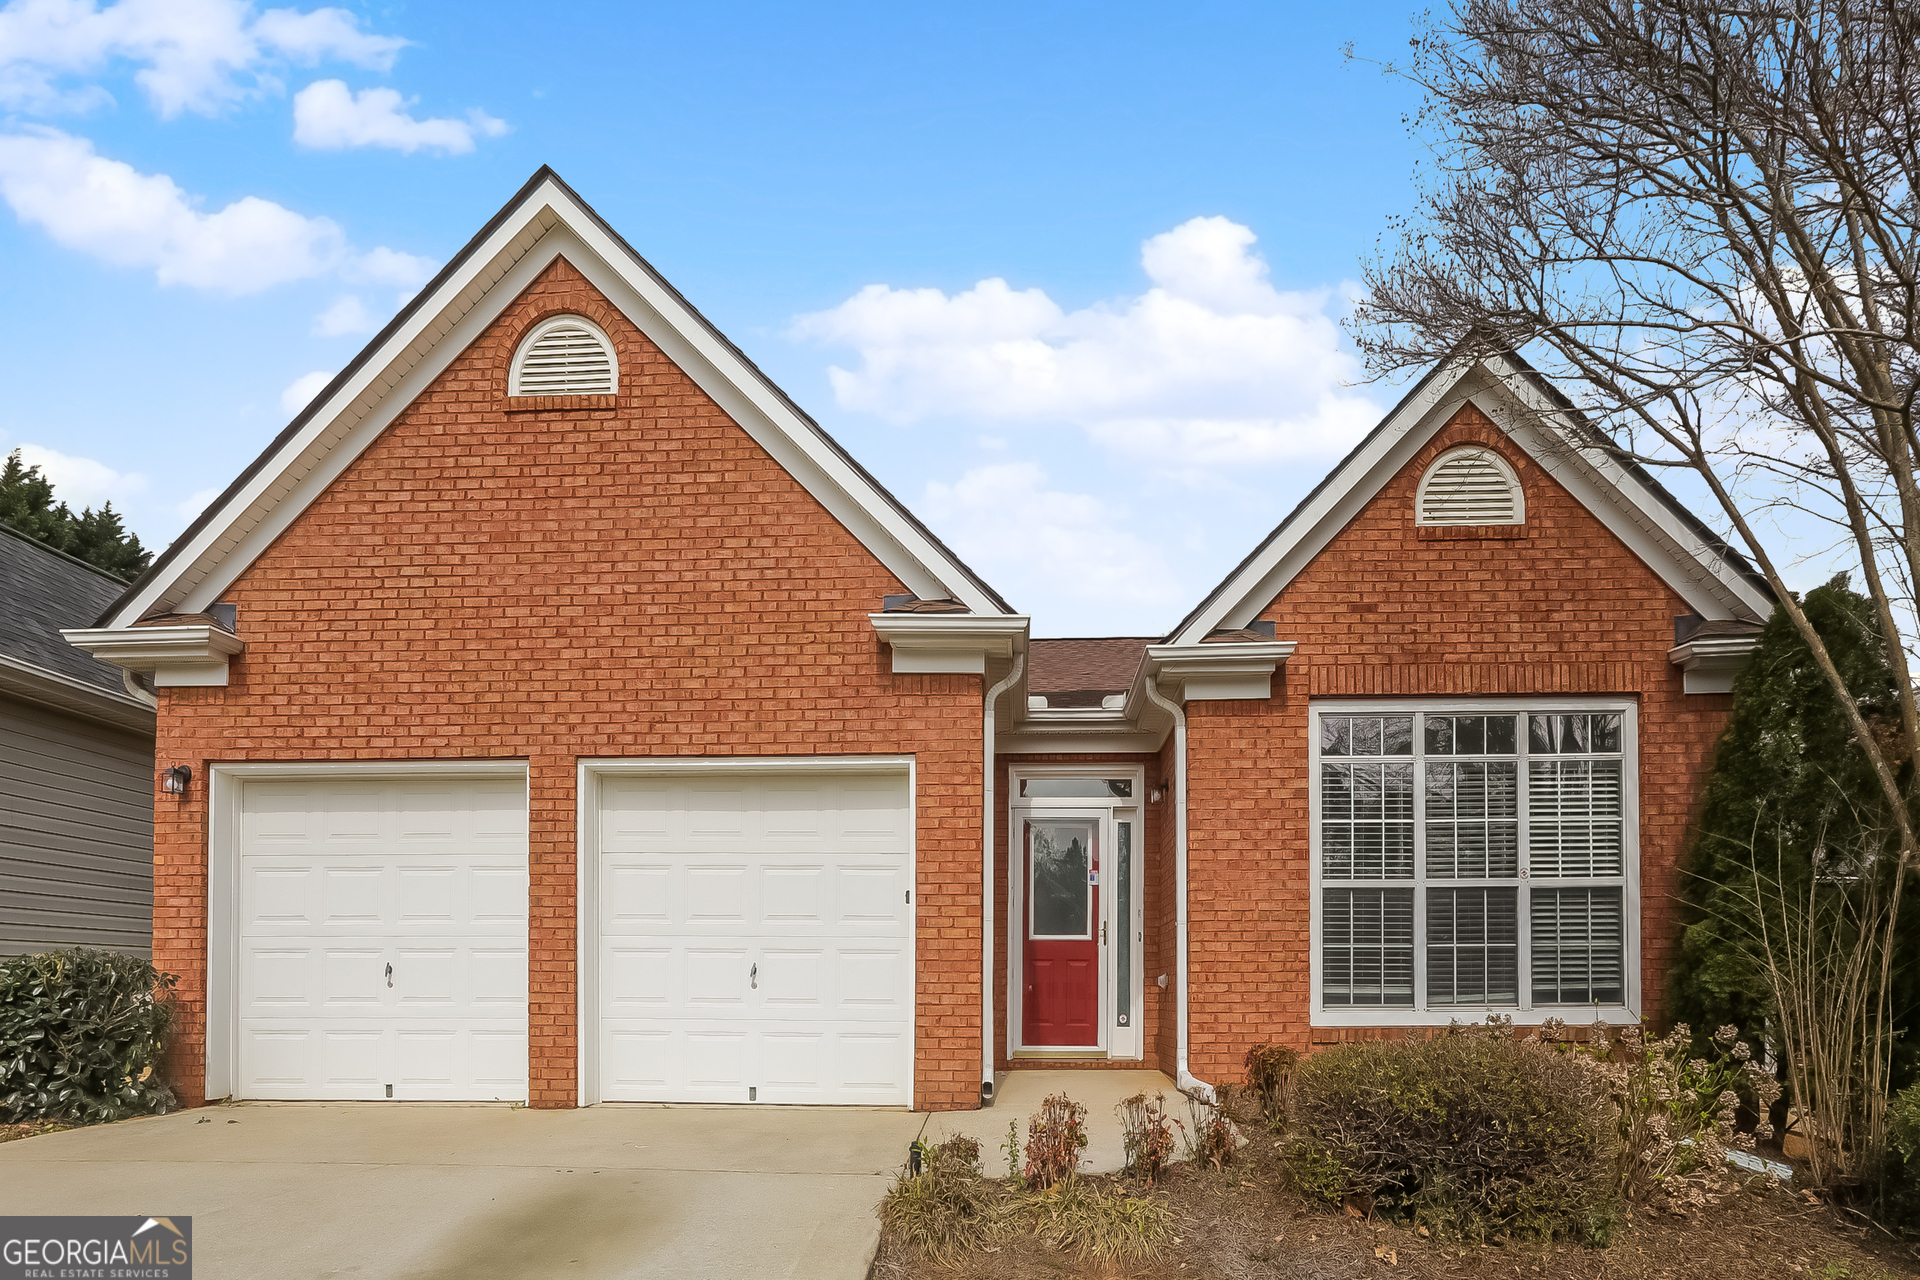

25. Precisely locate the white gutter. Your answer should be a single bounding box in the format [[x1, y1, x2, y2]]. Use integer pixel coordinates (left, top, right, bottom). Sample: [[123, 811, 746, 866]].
[[980, 648, 1025, 1106], [1140, 675, 1210, 1101]]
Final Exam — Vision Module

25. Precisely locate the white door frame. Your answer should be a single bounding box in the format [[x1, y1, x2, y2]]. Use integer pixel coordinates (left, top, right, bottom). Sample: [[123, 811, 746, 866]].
[[1006, 765, 1146, 1060], [575, 754, 917, 1108], [205, 759, 531, 1102]]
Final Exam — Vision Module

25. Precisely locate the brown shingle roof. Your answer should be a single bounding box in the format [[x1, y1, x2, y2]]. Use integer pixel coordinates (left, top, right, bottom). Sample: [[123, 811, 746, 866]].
[[1028, 637, 1155, 697]]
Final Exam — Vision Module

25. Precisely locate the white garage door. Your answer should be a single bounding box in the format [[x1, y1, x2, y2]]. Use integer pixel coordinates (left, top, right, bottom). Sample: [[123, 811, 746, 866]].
[[595, 769, 913, 1106], [235, 775, 529, 1101]]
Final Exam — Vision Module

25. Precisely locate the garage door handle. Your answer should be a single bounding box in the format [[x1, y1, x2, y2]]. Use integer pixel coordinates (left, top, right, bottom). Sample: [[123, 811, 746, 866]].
[[750, 963, 758, 990], [385, 963, 393, 989]]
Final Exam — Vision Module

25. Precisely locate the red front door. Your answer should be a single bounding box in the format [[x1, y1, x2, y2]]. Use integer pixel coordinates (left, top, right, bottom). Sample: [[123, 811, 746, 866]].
[[1022, 819, 1099, 1046]]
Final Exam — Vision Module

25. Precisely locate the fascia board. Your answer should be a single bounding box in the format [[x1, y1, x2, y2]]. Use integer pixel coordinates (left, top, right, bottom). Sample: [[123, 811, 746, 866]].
[[870, 613, 1028, 674], [996, 727, 1169, 755], [103, 200, 563, 627], [1168, 361, 1479, 644], [61, 625, 246, 668], [104, 174, 1014, 627], [1477, 354, 1774, 622], [545, 191, 1009, 616], [1142, 641, 1297, 704], [1169, 356, 1771, 643], [0, 655, 156, 733]]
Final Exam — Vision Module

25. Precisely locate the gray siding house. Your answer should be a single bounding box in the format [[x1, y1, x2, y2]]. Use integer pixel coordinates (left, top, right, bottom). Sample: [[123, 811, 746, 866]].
[[1, 523, 156, 956]]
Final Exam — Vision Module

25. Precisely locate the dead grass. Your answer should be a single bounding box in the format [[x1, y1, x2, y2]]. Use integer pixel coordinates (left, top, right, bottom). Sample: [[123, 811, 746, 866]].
[[871, 1101, 1920, 1280]]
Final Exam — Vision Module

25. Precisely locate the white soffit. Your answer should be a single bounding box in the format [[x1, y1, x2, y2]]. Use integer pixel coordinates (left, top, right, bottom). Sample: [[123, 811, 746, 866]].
[[100, 172, 1008, 628], [1167, 358, 1773, 645]]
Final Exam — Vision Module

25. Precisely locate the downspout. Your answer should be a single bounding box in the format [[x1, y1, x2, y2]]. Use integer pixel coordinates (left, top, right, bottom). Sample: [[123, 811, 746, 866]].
[[1141, 675, 1211, 1100], [980, 647, 1025, 1106]]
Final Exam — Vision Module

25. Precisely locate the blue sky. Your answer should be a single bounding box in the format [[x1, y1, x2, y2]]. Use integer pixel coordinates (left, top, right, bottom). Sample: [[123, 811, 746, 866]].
[[0, 0, 1439, 635]]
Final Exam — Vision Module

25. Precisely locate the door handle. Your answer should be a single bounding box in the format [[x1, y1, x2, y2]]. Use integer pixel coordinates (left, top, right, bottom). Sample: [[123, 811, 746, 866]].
[[750, 962, 758, 990], [385, 962, 393, 989], [1101, 923, 1108, 945]]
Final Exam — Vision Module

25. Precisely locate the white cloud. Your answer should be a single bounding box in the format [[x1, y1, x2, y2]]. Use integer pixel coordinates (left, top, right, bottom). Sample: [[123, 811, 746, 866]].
[[791, 215, 1381, 470], [14, 442, 146, 508], [0, 128, 435, 294], [921, 463, 1182, 630], [311, 292, 372, 336], [279, 368, 332, 413], [292, 79, 506, 154], [0, 0, 406, 118], [174, 484, 220, 521]]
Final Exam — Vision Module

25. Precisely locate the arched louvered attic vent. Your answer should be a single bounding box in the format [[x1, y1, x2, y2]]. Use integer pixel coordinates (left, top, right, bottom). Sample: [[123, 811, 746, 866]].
[[1415, 447, 1524, 526], [509, 315, 617, 396]]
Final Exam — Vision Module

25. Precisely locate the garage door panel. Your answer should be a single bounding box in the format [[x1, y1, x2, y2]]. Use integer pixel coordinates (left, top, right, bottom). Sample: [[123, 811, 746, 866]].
[[595, 769, 912, 1106], [235, 776, 528, 1102]]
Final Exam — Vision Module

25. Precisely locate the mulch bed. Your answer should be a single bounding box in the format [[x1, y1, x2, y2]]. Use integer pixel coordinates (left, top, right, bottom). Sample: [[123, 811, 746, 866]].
[[871, 1115, 1920, 1280], [0, 1121, 70, 1144]]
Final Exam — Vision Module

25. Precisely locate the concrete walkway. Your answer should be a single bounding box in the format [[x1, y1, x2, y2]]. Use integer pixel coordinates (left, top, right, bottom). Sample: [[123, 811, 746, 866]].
[[0, 1102, 923, 1280], [0, 1072, 1183, 1278]]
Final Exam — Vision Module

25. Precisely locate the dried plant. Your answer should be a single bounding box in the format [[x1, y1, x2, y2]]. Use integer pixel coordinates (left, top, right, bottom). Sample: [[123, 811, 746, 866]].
[[881, 1134, 1008, 1263], [1539, 1017, 1783, 1212], [1180, 1087, 1238, 1172], [1024, 1092, 1088, 1190], [1018, 1176, 1175, 1261], [1243, 1043, 1301, 1128], [1117, 1092, 1177, 1185]]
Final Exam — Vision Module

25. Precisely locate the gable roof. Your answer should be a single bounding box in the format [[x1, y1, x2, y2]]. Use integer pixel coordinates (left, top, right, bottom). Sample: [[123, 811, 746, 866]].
[[1165, 350, 1775, 646], [1, 523, 155, 729], [94, 168, 1014, 630]]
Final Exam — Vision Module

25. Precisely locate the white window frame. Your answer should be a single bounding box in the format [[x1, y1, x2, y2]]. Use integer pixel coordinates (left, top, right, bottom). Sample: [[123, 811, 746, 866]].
[[1414, 445, 1526, 526], [1308, 698, 1640, 1027], [509, 313, 619, 396]]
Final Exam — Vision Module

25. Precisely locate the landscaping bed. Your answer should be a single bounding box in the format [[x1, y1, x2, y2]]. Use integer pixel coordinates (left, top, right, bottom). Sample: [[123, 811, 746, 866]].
[[871, 1110, 1920, 1279], [0, 1120, 69, 1145]]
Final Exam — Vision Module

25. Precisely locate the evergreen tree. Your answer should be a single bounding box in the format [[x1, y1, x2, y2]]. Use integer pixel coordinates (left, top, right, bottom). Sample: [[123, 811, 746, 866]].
[[1671, 576, 1920, 1083], [0, 449, 150, 579]]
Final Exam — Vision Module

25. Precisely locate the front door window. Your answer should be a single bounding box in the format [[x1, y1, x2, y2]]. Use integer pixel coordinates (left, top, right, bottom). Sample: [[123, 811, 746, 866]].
[[1023, 820, 1099, 1045]]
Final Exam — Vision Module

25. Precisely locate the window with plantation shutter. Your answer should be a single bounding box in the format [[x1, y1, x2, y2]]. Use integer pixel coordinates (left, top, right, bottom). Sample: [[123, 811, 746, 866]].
[[1312, 704, 1634, 1023], [1415, 447, 1524, 526], [510, 315, 617, 396]]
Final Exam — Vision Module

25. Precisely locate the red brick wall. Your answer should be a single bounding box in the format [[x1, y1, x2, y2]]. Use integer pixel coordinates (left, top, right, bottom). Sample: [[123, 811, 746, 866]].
[[150, 258, 988, 1111], [1181, 405, 1732, 1083], [991, 753, 1169, 1075]]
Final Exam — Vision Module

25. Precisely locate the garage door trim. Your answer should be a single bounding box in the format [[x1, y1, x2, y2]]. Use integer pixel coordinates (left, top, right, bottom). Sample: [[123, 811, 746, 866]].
[[206, 760, 531, 1102], [576, 755, 916, 1108]]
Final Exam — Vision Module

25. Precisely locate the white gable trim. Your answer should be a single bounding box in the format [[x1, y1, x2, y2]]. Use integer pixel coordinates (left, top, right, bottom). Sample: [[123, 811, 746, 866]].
[[99, 174, 1008, 628], [1167, 358, 1772, 645]]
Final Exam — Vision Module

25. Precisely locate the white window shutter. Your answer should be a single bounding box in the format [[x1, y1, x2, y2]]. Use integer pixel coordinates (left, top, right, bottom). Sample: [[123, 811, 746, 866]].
[[1417, 448, 1522, 525], [511, 319, 616, 395]]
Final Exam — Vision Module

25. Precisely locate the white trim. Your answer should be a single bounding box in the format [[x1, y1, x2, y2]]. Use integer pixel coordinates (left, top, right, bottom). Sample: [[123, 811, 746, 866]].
[[509, 313, 618, 396], [869, 614, 1028, 675], [1004, 765, 1147, 1062], [61, 624, 245, 687], [1169, 360, 1771, 644], [1305, 698, 1640, 1028], [101, 176, 1012, 629], [205, 759, 532, 1102], [574, 754, 917, 1108], [1669, 635, 1760, 694], [1414, 445, 1525, 526]]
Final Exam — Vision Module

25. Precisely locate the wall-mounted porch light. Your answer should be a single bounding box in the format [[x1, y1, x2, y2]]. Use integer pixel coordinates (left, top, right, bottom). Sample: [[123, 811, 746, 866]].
[[160, 765, 192, 796]]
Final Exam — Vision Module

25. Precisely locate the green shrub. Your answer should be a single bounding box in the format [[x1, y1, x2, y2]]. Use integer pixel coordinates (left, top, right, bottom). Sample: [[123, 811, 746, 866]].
[[1282, 1022, 1614, 1243], [0, 949, 177, 1124]]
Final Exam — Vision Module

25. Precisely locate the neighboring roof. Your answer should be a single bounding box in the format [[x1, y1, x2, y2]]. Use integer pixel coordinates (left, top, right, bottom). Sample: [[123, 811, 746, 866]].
[[0, 523, 154, 729], [1028, 637, 1158, 696], [94, 167, 1014, 630], [1166, 350, 1777, 645]]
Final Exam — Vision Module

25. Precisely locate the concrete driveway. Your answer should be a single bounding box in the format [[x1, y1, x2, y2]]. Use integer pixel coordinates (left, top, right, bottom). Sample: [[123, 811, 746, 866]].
[[0, 1102, 924, 1280]]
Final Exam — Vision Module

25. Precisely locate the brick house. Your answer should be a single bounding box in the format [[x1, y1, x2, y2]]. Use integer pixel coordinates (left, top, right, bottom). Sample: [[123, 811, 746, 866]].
[[65, 170, 1770, 1112]]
